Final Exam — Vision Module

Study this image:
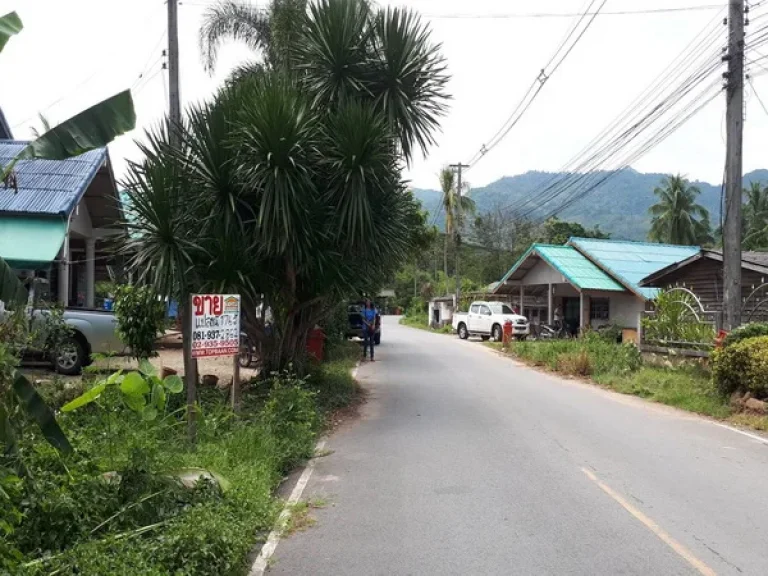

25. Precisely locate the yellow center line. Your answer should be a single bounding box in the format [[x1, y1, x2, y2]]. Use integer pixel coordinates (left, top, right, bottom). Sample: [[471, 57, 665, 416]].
[[580, 467, 717, 576]]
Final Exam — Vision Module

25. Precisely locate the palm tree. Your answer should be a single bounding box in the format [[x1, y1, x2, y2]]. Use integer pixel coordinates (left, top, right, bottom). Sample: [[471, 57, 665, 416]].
[[127, 0, 449, 379], [743, 181, 768, 250], [199, 0, 306, 73], [438, 167, 475, 277], [648, 175, 711, 245]]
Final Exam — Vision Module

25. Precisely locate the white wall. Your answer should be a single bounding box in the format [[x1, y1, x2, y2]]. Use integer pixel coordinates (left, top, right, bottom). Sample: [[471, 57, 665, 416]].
[[586, 291, 644, 329], [523, 259, 565, 286]]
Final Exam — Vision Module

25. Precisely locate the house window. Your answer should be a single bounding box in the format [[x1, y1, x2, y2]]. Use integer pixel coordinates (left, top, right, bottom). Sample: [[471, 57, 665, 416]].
[[590, 298, 609, 321]]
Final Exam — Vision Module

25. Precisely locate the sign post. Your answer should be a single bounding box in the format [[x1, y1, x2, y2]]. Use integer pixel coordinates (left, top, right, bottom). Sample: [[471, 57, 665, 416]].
[[191, 294, 241, 410]]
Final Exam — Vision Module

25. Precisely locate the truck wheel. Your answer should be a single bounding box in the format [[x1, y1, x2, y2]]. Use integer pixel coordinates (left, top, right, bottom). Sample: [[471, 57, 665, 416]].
[[458, 323, 469, 340], [55, 336, 85, 376], [374, 333, 381, 345], [492, 324, 502, 342]]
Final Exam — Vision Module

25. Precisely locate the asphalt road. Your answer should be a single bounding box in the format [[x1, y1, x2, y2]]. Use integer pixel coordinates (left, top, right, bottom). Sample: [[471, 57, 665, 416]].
[[268, 317, 768, 575]]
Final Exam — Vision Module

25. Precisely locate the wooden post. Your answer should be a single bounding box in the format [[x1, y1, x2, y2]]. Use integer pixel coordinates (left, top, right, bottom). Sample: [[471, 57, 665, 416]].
[[184, 293, 197, 443], [231, 353, 241, 413], [519, 284, 525, 316]]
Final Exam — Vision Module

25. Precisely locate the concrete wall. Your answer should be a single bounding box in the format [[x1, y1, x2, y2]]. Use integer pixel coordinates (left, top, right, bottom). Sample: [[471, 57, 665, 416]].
[[69, 198, 93, 238]]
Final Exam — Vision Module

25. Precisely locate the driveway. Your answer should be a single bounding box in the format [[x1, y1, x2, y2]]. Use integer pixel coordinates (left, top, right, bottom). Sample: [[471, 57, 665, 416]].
[[268, 316, 768, 575]]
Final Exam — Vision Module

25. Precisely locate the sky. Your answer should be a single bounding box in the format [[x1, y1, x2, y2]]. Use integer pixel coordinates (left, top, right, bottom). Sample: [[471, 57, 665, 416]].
[[1, 0, 768, 192]]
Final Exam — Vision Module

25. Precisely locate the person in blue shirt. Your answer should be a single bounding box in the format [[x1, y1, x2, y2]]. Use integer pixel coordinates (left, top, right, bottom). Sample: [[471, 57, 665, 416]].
[[361, 299, 377, 362]]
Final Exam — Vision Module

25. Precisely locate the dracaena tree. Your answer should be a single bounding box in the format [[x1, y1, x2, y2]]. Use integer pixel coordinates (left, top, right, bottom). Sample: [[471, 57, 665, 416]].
[[122, 0, 449, 373]]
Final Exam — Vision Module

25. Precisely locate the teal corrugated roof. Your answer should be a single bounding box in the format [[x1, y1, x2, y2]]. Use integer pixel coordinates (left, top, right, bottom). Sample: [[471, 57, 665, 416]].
[[569, 238, 700, 298], [497, 244, 624, 292], [536, 245, 625, 291]]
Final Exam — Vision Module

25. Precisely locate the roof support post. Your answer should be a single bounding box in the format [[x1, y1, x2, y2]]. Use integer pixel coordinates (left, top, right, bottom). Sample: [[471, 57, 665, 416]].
[[86, 238, 96, 309], [519, 284, 525, 317], [580, 291, 587, 332], [58, 233, 70, 307], [548, 283, 553, 324]]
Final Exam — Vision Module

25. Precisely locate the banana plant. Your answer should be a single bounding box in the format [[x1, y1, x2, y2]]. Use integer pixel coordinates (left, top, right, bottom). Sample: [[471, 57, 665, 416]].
[[1, 9, 137, 458], [0, 11, 136, 180], [62, 360, 184, 421]]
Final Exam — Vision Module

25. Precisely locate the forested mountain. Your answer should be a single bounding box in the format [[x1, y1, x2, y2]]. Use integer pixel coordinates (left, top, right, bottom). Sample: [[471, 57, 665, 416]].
[[413, 168, 768, 241]]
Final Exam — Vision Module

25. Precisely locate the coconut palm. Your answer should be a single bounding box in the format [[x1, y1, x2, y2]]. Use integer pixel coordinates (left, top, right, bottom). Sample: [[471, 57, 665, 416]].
[[648, 175, 711, 245], [743, 182, 768, 250], [438, 167, 475, 277], [199, 0, 306, 73], [126, 0, 449, 377]]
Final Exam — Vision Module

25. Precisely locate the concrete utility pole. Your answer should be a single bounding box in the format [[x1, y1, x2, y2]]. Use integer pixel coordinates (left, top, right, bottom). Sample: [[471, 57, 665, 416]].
[[724, 0, 745, 330], [167, 0, 182, 144], [450, 163, 470, 310]]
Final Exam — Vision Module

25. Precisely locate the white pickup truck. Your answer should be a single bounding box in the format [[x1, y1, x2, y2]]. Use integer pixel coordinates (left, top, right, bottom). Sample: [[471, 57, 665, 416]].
[[452, 301, 530, 341]]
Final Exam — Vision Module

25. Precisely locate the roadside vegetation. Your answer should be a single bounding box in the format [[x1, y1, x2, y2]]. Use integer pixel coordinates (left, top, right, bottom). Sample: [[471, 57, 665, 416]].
[[492, 324, 768, 430], [2, 339, 360, 574]]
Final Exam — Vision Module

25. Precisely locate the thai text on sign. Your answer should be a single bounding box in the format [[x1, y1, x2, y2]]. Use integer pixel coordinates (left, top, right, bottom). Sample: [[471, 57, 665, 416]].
[[191, 294, 241, 358]]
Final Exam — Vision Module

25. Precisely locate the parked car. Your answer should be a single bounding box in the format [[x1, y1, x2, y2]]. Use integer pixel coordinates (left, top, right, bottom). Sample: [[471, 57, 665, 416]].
[[346, 302, 381, 345], [34, 308, 124, 375], [452, 301, 529, 341]]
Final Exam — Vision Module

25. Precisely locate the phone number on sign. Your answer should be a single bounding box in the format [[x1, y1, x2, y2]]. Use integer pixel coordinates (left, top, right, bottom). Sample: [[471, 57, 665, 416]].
[[192, 329, 239, 342], [192, 339, 238, 349]]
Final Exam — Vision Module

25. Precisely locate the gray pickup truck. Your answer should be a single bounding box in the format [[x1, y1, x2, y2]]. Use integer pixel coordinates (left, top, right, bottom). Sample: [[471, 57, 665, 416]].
[[53, 308, 125, 374], [1, 303, 125, 375]]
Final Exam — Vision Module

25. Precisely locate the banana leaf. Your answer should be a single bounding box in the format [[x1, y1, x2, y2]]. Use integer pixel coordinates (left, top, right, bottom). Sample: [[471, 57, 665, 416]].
[[11, 371, 72, 454], [1, 91, 136, 179], [0, 256, 27, 306], [0, 12, 22, 54], [18, 90, 136, 161]]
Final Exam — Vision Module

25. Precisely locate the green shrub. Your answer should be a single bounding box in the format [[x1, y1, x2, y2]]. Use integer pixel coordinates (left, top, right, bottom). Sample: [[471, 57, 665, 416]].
[[261, 374, 319, 470], [320, 303, 349, 344], [114, 285, 165, 360], [509, 339, 642, 375], [712, 335, 768, 397], [643, 290, 715, 346], [723, 322, 768, 347]]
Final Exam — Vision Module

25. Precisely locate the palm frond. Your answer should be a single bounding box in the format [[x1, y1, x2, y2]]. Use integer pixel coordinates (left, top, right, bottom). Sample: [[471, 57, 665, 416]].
[[199, 0, 271, 73]]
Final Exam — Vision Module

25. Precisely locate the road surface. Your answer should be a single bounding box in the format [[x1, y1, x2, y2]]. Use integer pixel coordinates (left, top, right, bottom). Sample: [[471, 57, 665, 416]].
[[268, 317, 768, 575]]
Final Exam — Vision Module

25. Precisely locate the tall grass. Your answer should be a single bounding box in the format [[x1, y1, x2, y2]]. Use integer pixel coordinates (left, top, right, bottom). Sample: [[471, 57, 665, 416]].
[[504, 338, 734, 420]]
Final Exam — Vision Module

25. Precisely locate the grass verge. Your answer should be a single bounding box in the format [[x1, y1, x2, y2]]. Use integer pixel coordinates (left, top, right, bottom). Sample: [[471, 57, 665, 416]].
[[6, 342, 362, 576], [490, 338, 768, 431]]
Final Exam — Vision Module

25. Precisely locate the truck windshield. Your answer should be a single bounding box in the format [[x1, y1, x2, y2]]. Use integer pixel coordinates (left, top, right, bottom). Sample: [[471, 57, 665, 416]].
[[489, 303, 514, 315]]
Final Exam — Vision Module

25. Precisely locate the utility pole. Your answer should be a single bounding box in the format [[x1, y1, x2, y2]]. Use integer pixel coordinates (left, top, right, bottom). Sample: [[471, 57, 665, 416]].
[[167, 0, 182, 144], [724, 0, 745, 330], [167, 0, 197, 439], [450, 163, 470, 310]]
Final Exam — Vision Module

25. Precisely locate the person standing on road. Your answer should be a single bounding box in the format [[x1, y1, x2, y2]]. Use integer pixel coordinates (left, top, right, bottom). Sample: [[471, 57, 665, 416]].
[[361, 299, 377, 362]]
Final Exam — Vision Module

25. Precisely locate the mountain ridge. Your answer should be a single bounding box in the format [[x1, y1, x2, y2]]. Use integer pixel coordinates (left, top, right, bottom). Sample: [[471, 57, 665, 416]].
[[413, 168, 768, 241]]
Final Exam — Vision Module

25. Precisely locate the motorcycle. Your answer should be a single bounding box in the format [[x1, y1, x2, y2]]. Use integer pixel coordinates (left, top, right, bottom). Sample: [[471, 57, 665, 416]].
[[239, 331, 255, 368]]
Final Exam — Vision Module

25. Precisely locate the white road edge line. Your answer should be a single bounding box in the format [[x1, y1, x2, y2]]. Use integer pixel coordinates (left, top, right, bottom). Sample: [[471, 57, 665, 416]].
[[710, 421, 768, 445], [248, 363, 359, 575], [248, 439, 327, 576]]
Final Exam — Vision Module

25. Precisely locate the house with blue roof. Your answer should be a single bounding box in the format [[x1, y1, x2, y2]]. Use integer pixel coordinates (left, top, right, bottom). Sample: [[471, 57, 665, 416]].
[[493, 238, 700, 339], [0, 133, 124, 308]]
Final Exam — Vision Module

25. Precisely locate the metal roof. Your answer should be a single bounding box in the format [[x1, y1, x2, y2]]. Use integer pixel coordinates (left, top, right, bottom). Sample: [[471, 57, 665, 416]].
[[0, 140, 107, 216], [495, 244, 625, 293], [568, 237, 700, 298], [640, 249, 768, 286]]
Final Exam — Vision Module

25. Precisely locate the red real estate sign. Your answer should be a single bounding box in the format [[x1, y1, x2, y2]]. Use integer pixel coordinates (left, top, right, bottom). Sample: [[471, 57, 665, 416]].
[[191, 294, 241, 358]]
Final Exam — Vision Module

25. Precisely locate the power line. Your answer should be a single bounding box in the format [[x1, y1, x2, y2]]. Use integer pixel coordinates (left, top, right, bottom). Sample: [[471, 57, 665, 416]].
[[465, 0, 607, 168], [749, 76, 768, 114], [490, 8, 727, 220]]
